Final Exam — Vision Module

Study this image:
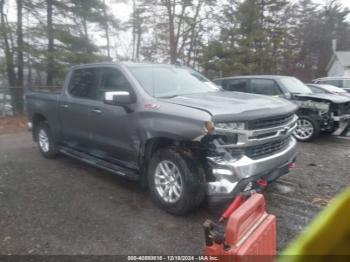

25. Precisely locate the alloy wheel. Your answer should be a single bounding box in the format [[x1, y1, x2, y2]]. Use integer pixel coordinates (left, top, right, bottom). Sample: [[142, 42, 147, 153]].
[[294, 119, 314, 140], [154, 160, 183, 203], [38, 129, 50, 153]]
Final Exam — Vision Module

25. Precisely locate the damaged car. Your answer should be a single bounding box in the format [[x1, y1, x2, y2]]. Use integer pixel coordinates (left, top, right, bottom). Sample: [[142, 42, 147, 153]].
[[214, 76, 350, 141], [26, 63, 298, 214]]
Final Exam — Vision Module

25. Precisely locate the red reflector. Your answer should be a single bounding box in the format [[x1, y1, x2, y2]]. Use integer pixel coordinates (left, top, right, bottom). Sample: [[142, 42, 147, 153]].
[[288, 163, 296, 169]]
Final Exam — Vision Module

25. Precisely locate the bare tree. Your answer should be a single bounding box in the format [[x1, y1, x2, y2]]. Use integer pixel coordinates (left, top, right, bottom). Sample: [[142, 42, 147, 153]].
[[0, 0, 16, 87], [46, 0, 54, 86]]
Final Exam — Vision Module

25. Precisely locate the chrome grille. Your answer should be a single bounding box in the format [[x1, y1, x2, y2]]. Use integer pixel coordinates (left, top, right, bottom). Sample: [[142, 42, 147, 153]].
[[248, 114, 294, 130], [245, 137, 291, 159]]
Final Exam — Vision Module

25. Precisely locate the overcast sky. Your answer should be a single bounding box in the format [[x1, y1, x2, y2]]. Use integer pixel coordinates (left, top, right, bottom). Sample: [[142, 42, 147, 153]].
[[4, 0, 350, 59], [111, 0, 350, 23], [6, 0, 350, 23]]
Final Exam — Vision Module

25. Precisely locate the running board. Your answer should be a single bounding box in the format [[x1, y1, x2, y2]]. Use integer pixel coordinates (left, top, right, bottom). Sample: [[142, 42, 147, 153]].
[[58, 146, 139, 180]]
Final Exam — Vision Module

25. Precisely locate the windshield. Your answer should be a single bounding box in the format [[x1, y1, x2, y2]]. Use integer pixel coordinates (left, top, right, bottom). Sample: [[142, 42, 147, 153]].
[[321, 84, 347, 93], [280, 77, 312, 94], [129, 66, 219, 98], [308, 85, 327, 94]]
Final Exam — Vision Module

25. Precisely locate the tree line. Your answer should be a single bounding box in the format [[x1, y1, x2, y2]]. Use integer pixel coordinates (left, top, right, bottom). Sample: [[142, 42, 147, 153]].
[[0, 0, 350, 114]]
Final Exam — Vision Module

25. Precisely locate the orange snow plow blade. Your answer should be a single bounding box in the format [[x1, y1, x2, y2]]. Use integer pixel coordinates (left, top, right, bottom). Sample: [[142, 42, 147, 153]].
[[204, 193, 276, 262]]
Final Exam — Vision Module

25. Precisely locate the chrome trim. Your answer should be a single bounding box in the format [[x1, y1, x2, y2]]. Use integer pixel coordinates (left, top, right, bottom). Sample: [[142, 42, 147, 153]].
[[215, 115, 298, 148], [207, 136, 297, 196], [104, 91, 130, 101], [333, 114, 350, 121]]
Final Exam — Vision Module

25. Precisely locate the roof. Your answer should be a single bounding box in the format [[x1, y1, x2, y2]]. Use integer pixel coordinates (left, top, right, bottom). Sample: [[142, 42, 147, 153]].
[[70, 62, 188, 70], [326, 51, 350, 71], [313, 76, 350, 81], [214, 75, 292, 81]]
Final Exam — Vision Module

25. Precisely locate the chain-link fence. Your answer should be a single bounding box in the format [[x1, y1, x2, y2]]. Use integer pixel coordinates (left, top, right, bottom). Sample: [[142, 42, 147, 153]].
[[0, 87, 24, 117]]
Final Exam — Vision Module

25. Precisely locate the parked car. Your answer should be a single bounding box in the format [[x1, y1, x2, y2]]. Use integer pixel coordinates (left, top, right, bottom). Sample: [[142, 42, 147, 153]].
[[0, 103, 13, 116], [214, 76, 350, 141], [311, 77, 350, 92], [26, 63, 298, 214], [307, 83, 350, 98]]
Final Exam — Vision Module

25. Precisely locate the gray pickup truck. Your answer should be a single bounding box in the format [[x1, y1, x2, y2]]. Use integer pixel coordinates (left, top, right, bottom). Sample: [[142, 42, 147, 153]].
[[26, 63, 298, 214]]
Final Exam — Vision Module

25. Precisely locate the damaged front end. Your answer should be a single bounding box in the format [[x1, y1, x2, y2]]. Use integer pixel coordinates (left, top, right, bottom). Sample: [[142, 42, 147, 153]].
[[295, 97, 350, 135], [201, 114, 298, 204]]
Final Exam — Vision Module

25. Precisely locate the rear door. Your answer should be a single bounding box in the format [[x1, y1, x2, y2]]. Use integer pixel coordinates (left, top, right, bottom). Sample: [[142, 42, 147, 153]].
[[59, 67, 98, 149]]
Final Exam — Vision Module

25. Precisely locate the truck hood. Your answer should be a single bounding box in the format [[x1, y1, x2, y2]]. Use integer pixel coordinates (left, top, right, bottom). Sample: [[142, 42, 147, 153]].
[[294, 93, 350, 104], [162, 91, 298, 122]]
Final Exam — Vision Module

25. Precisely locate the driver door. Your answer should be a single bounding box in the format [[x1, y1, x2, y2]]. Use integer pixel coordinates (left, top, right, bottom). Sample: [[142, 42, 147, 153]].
[[88, 66, 138, 170]]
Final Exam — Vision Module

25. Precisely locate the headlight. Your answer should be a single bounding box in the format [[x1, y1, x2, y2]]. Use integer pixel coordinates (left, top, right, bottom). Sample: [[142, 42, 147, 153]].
[[215, 122, 246, 130], [204, 121, 215, 134]]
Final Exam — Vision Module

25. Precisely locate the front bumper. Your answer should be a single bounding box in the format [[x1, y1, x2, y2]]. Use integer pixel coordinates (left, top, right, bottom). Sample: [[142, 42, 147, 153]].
[[333, 114, 350, 121], [206, 136, 297, 204]]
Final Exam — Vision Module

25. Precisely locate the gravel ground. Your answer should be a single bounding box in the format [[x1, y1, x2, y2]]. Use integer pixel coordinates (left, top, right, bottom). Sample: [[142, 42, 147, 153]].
[[0, 132, 349, 255]]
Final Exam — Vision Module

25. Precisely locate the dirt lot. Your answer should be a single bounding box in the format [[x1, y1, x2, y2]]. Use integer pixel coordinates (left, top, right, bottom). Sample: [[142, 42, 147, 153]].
[[0, 117, 27, 135], [0, 132, 349, 255]]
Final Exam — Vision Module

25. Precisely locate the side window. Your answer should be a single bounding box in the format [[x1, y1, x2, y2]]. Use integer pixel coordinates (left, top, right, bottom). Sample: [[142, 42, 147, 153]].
[[224, 79, 250, 93], [213, 79, 222, 87], [98, 67, 132, 100], [323, 79, 342, 88], [68, 68, 98, 99], [251, 79, 282, 96], [342, 80, 350, 89]]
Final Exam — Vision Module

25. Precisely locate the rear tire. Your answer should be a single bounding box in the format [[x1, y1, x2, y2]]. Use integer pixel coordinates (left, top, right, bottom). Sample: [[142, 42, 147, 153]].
[[148, 147, 206, 215], [35, 122, 59, 158], [293, 116, 320, 142]]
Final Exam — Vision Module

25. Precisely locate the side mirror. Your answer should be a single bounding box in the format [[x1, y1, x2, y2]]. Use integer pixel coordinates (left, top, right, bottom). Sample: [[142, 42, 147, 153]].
[[104, 91, 133, 106], [284, 93, 292, 99]]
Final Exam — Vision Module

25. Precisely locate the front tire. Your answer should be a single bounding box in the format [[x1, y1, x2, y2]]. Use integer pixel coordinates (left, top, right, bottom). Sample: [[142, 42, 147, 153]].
[[35, 122, 59, 158], [148, 147, 206, 215], [293, 116, 320, 142]]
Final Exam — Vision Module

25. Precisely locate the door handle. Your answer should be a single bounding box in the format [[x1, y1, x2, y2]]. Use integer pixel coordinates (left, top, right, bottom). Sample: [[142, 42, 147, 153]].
[[91, 108, 102, 114], [61, 104, 69, 108]]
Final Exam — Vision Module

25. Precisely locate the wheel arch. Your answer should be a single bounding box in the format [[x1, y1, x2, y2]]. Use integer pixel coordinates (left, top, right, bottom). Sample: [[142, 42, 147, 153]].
[[32, 113, 48, 141], [139, 136, 203, 185]]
